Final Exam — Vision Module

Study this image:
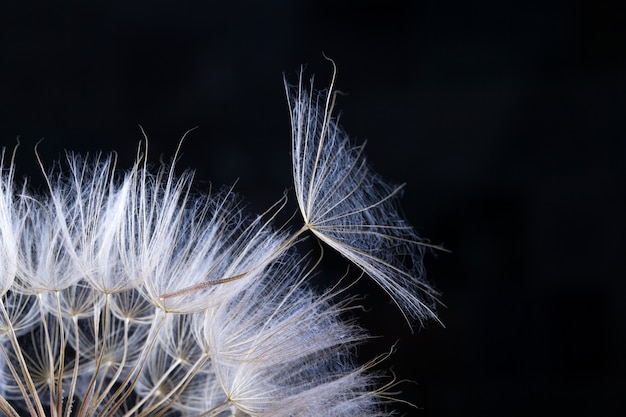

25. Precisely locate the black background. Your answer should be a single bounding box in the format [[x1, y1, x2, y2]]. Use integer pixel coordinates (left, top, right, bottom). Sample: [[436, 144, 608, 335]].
[[1, 1, 625, 416]]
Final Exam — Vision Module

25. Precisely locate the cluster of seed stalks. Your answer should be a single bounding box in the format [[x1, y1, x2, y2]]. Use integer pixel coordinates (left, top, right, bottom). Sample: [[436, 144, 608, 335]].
[[0, 69, 440, 417]]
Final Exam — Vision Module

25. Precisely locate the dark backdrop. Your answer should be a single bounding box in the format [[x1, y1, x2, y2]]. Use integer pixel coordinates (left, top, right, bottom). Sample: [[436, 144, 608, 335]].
[[1, 1, 625, 416]]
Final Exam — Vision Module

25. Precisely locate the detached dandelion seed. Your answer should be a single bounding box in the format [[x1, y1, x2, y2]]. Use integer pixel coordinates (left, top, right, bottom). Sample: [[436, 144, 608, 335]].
[[287, 63, 443, 324], [0, 65, 441, 416]]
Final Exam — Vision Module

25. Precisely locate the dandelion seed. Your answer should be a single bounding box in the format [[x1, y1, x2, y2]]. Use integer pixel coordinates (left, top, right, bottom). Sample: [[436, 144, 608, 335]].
[[286, 64, 442, 324]]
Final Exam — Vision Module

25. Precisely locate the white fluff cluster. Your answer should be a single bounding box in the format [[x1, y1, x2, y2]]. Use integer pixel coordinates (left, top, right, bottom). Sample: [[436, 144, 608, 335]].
[[288, 72, 440, 324], [0, 72, 439, 417]]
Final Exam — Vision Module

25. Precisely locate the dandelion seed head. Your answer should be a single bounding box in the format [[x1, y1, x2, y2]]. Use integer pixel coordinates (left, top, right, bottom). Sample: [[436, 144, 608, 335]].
[[0, 66, 439, 417]]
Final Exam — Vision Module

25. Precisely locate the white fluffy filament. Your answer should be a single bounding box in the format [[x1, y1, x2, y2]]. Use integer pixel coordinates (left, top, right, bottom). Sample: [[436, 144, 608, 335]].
[[287, 67, 442, 324]]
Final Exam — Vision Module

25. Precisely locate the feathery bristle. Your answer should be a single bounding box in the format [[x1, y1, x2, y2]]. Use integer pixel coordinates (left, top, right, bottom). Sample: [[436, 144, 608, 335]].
[[287, 68, 442, 325]]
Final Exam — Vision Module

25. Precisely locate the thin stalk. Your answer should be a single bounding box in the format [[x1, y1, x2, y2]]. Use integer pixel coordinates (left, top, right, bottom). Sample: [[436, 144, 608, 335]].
[[0, 345, 38, 417], [197, 400, 230, 417], [63, 315, 81, 417], [97, 309, 167, 417], [92, 316, 131, 407], [75, 302, 104, 417], [0, 395, 21, 417], [0, 299, 46, 417], [36, 293, 59, 416], [53, 291, 68, 417], [121, 357, 182, 417], [134, 353, 210, 417]]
